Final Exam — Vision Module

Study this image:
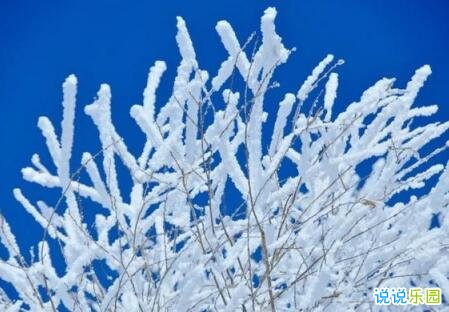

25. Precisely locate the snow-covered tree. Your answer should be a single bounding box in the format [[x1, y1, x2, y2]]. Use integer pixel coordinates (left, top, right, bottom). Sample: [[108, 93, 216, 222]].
[[1, 7, 448, 311]]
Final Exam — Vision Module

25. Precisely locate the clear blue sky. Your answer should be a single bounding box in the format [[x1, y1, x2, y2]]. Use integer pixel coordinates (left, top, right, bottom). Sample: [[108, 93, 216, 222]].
[[1, 0, 449, 253]]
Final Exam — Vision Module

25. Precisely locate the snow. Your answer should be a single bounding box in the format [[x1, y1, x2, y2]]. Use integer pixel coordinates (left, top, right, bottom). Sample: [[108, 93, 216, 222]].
[[0, 6, 448, 312]]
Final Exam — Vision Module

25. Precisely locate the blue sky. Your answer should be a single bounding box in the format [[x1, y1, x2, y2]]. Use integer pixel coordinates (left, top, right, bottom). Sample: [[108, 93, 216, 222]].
[[1, 0, 449, 253]]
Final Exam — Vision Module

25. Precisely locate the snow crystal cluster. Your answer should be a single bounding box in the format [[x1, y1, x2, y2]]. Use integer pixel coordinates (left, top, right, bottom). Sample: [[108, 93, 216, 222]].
[[0, 7, 448, 312]]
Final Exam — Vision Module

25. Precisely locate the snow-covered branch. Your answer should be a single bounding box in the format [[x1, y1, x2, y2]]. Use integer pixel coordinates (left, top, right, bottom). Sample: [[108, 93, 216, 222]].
[[1, 6, 448, 312]]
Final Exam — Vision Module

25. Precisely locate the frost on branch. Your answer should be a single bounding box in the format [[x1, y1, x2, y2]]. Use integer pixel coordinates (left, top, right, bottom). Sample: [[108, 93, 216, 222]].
[[1, 7, 449, 312]]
